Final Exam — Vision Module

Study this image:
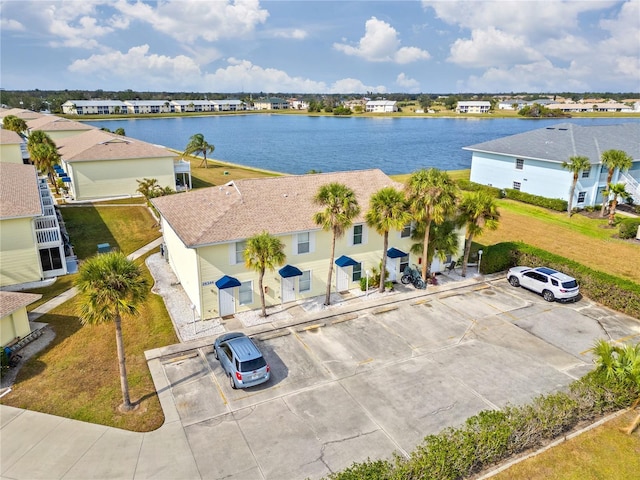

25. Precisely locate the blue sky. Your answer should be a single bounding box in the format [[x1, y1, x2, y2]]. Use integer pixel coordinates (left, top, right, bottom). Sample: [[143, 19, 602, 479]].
[[1, 0, 638, 94]]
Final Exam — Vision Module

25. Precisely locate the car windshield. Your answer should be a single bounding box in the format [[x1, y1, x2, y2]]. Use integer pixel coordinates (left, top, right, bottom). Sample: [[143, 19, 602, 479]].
[[562, 280, 578, 289], [240, 357, 266, 372]]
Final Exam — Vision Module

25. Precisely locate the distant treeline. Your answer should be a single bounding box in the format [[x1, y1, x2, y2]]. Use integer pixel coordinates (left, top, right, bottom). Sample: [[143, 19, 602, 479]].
[[1, 89, 637, 114]]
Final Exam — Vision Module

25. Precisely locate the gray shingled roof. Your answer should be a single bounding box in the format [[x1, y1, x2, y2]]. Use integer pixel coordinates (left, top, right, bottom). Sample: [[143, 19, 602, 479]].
[[0, 163, 42, 219], [56, 128, 176, 162], [0, 129, 23, 145], [152, 169, 402, 248], [27, 116, 95, 132], [0, 291, 42, 318], [463, 123, 640, 163]]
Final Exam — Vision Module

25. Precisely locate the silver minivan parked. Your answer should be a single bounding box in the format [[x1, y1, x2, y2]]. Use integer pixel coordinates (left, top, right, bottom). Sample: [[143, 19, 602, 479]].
[[213, 332, 270, 389]]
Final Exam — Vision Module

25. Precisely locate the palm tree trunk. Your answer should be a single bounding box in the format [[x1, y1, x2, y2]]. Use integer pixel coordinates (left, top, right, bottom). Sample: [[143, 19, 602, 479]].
[[203, 151, 208, 169], [259, 268, 267, 317], [114, 313, 133, 411], [379, 232, 388, 293], [326, 230, 337, 305], [568, 178, 577, 217], [421, 217, 432, 281], [461, 233, 474, 277], [601, 170, 614, 217], [608, 198, 618, 225]]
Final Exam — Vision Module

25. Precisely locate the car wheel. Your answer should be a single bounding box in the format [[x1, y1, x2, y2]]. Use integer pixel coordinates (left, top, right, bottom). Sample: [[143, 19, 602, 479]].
[[508, 276, 520, 287], [415, 279, 426, 289], [401, 275, 411, 285], [543, 290, 555, 302], [229, 374, 237, 390]]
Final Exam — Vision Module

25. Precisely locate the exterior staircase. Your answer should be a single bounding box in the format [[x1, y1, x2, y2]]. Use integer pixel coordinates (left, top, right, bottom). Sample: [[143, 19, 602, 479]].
[[619, 172, 640, 205]]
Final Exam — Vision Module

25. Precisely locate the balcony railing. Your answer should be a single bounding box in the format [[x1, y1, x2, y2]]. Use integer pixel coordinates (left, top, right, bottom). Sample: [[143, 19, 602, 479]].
[[36, 227, 61, 245]]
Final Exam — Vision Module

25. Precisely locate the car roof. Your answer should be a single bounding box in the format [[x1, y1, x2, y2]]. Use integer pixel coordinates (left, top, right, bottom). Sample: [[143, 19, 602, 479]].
[[225, 335, 262, 361], [534, 267, 575, 281]]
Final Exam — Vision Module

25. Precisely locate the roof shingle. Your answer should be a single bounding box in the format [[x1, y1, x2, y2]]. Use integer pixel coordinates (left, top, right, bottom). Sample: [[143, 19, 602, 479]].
[[0, 163, 42, 219]]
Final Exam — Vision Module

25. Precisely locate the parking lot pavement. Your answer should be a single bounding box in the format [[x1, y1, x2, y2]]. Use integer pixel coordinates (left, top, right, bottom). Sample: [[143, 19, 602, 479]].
[[144, 278, 640, 480]]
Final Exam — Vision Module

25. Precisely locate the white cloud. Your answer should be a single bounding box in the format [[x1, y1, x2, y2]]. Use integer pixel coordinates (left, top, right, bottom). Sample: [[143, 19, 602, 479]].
[[329, 78, 387, 94], [272, 28, 308, 40], [334, 16, 430, 63], [396, 73, 420, 92], [68, 45, 202, 89], [1, 18, 25, 31], [113, 0, 269, 44], [448, 27, 543, 68]]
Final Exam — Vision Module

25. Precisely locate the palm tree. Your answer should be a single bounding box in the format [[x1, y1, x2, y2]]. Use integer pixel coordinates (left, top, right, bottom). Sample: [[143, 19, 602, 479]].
[[27, 129, 55, 154], [75, 251, 148, 412], [410, 219, 460, 274], [592, 340, 640, 434], [405, 168, 458, 281], [183, 133, 215, 169], [244, 231, 286, 316], [600, 150, 632, 217], [313, 183, 360, 305], [2, 115, 28, 135], [603, 182, 630, 226], [561, 155, 591, 216], [457, 191, 500, 277], [30, 142, 61, 194], [365, 187, 411, 293]]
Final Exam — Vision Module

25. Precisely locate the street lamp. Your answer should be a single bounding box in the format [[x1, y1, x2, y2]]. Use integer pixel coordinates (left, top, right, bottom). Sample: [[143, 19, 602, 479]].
[[190, 303, 197, 335], [478, 250, 483, 274]]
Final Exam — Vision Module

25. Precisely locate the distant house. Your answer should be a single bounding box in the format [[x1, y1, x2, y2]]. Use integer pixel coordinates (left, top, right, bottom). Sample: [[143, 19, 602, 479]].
[[288, 98, 309, 110], [456, 101, 491, 114], [171, 100, 214, 113], [211, 100, 246, 112], [253, 98, 290, 110], [125, 100, 174, 114], [61, 100, 127, 115], [152, 170, 459, 320], [465, 123, 640, 207], [365, 100, 398, 113], [0, 291, 42, 348], [0, 163, 71, 287], [26, 116, 95, 141], [55, 129, 180, 201], [547, 102, 633, 113]]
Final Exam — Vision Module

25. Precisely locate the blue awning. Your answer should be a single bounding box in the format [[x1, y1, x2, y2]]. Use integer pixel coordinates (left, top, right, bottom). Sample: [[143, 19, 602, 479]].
[[335, 255, 359, 267], [387, 247, 407, 259], [61, 176, 71, 183], [215, 275, 241, 289], [279, 264, 303, 278]]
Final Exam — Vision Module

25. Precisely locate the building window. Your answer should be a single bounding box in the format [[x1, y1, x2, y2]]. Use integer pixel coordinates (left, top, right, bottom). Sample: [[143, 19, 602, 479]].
[[39, 247, 63, 271], [400, 255, 409, 274], [297, 232, 310, 254], [515, 158, 524, 170], [352, 262, 362, 282], [235, 241, 246, 264], [513, 181, 521, 190], [401, 224, 411, 238], [577, 192, 586, 203], [581, 169, 590, 178], [299, 270, 311, 292], [239, 281, 253, 305], [353, 224, 363, 245]]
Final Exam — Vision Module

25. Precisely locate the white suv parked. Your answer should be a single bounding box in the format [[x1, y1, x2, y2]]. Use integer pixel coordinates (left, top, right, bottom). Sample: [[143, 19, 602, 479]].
[[507, 266, 579, 302]]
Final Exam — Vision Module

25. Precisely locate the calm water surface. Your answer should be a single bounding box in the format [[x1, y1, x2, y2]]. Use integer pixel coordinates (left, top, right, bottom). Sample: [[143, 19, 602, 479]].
[[86, 115, 639, 175]]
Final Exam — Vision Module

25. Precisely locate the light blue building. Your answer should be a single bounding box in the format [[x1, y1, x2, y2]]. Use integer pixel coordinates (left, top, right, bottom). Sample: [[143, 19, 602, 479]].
[[464, 123, 640, 207]]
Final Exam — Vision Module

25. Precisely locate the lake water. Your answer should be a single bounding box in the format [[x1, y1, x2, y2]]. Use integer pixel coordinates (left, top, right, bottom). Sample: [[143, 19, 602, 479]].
[[85, 115, 639, 175]]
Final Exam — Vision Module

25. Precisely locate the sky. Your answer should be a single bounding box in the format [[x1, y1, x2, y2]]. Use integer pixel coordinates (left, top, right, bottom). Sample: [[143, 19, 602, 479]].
[[1, 0, 639, 94]]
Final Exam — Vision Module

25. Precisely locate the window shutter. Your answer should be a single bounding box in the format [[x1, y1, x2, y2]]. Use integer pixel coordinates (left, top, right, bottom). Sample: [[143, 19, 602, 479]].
[[229, 243, 237, 265], [309, 231, 316, 253]]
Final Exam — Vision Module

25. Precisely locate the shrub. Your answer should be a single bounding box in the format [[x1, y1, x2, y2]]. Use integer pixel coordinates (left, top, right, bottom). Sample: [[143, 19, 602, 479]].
[[618, 218, 640, 239], [456, 179, 502, 198], [503, 188, 567, 212]]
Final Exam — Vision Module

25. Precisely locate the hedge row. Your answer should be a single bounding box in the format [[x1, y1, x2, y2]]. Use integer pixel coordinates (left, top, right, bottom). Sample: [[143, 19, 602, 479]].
[[327, 373, 637, 480], [503, 188, 568, 212], [481, 241, 640, 319], [619, 218, 640, 239], [455, 179, 502, 198]]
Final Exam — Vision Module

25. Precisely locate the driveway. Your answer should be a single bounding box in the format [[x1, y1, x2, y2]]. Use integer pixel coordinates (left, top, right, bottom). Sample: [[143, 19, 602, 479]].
[[146, 278, 639, 480]]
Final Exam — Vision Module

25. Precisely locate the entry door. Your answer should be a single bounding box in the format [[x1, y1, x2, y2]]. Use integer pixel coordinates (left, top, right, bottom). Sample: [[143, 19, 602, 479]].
[[385, 257, 398, 282], [336, 267, 349, 292], [219, 288, 236, 317], [281, 277, 296, 303]]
